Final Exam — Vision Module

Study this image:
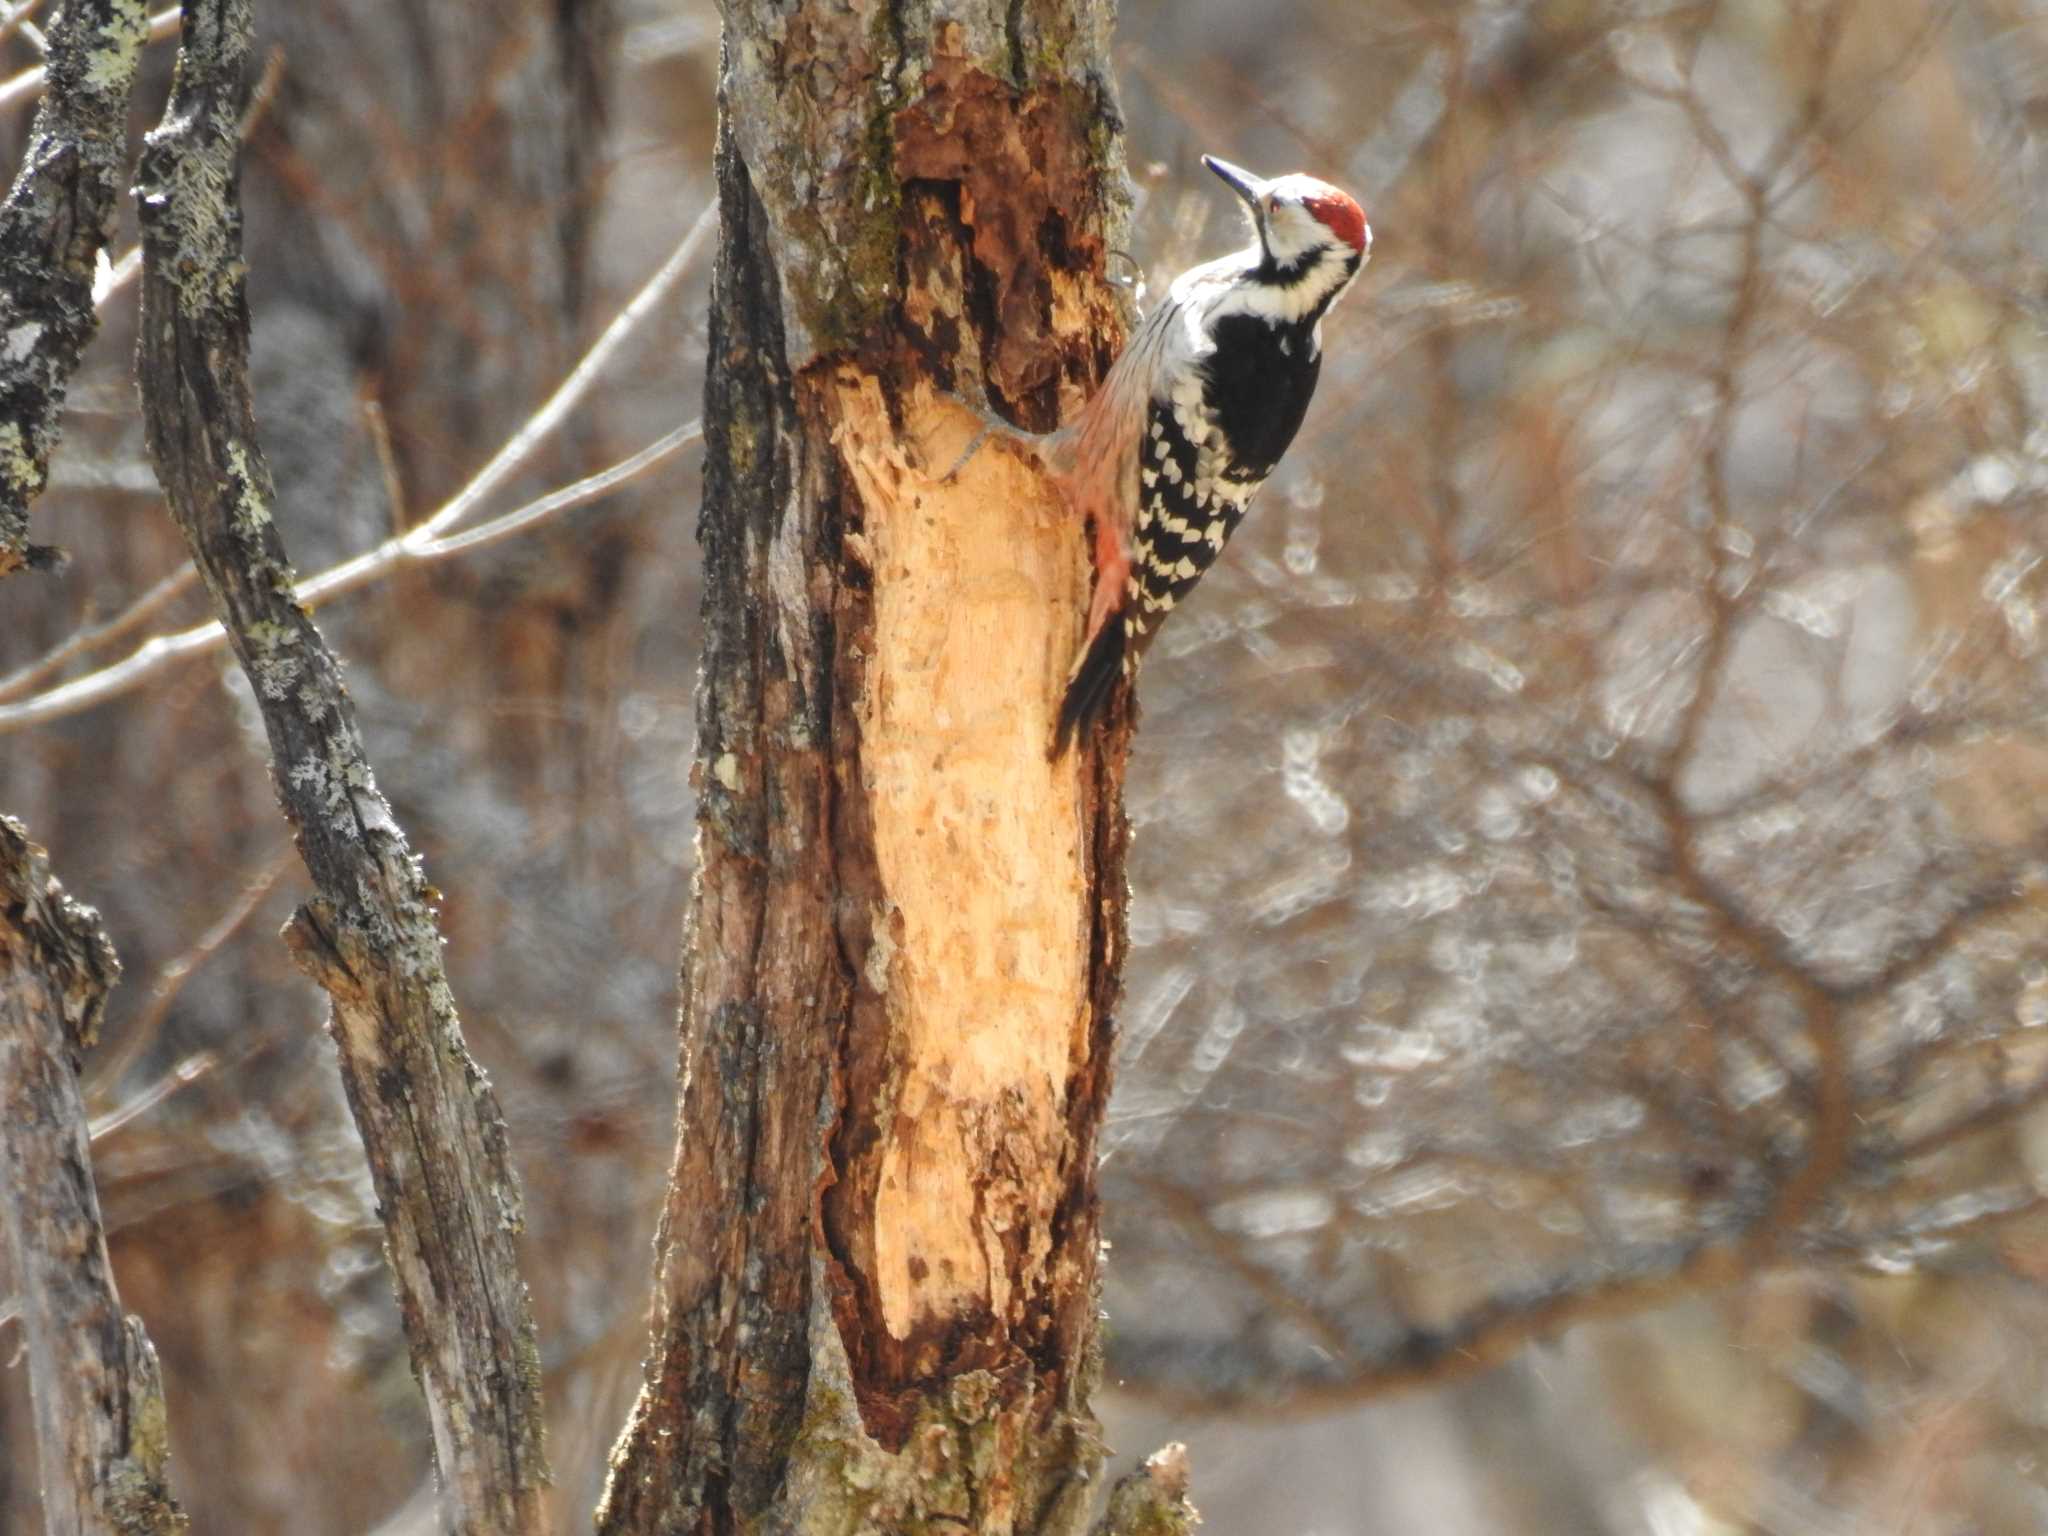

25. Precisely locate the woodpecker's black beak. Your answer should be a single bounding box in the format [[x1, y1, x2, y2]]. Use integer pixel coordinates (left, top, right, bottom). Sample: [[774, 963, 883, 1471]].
[[1202, 155, 1267, 211]]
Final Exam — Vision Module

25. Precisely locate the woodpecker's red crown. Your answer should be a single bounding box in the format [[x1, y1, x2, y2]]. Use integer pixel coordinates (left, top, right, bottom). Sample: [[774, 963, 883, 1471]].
[[1202, 155, 1371, 262], [1278, 176, 1369, 254]]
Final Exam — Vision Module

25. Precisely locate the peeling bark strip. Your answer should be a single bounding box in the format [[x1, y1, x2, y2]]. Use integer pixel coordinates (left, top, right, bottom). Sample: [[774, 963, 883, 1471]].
[[0, 0, 150, 576], [600, 4, 1148, 1533], [0, 819, 187, 1535], [131, 5, 549, 1533]]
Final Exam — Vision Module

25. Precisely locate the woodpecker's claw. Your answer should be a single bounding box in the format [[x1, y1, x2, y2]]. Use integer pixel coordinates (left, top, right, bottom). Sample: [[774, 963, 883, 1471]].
[[930, 390, 1042, 482], [937, 422, 995, 483]]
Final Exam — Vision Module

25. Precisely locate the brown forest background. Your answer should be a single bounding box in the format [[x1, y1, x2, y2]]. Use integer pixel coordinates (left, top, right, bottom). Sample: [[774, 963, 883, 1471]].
[[7, 0, 2048, 1530]]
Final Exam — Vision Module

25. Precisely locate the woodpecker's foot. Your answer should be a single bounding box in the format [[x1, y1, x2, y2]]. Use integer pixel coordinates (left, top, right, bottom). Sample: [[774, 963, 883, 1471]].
[[931, 390, 1043, 482], [938, 421, 997, 483]]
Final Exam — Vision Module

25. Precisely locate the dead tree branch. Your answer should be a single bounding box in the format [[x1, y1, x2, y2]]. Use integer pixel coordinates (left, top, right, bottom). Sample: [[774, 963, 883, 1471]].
[[0, 818, 186, 1535], [0, 0, 147, 576], [131, 3, 548, 1531]]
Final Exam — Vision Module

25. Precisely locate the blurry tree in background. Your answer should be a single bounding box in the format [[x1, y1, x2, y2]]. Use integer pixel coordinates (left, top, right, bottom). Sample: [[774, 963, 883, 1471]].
[[4, 0, 2048, 1533]]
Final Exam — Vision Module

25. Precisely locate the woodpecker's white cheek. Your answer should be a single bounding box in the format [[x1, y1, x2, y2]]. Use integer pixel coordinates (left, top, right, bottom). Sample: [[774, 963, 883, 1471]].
[[1265, 208, 1323, 267]]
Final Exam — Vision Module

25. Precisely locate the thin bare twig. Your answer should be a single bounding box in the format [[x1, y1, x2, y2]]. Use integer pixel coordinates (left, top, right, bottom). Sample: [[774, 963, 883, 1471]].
[[0, 564, 197, 703], [0, 211, 713, 732], [90, 243, 142, 311], [0, 0, 47, 49], [86, 844, 293, 1098], [407, 420, 700, 561]]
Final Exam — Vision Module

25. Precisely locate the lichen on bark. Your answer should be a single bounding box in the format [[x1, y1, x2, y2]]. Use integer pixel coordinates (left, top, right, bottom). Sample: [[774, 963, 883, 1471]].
[[0, 0, 150, 574], [132, 5, 550, 1530]]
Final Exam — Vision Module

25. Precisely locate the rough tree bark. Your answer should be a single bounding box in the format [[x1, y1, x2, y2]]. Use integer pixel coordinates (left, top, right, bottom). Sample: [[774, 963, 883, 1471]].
[[0, 820, 186, 1535], [0, 0, 149, 575], [596, 4, 1192, 1532], [131, 5, 548, 1532], [2, 0, 616, 1523]]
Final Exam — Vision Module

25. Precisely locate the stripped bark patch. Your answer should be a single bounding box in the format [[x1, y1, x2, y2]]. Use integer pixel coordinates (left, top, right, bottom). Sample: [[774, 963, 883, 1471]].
[[823, 368, 1096, 1426]]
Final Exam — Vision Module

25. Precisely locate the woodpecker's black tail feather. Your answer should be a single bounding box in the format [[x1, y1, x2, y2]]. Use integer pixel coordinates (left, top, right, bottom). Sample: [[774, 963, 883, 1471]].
[[1051, 619, 1127, 759]]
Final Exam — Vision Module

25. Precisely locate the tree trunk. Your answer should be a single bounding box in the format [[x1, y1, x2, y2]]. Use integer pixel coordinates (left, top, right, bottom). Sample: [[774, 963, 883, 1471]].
[[595, 5, 1181, 1532], [0, 820, 185, 1535]]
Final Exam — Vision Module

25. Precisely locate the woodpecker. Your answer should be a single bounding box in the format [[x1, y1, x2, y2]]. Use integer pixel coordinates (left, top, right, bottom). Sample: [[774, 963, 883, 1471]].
[[1040, 154, 1371, 755]]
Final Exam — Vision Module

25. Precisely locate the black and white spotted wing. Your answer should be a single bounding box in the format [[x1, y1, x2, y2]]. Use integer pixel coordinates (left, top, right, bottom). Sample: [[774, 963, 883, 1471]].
[[1124, 308, 1324, 655], [1051, 308, 1326, 754], [1051, 396, 1263, 754], [1123, 398, 1258, 650]]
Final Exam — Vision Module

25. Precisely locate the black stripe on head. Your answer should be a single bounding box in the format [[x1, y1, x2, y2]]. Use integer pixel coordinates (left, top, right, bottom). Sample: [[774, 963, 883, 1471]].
[[1259, 244, 1361, 290]]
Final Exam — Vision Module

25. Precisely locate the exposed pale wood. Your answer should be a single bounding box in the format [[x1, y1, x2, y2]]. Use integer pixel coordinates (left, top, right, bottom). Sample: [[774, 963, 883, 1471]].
[[596, 3, 1158, 1530], [830, 375, 1090, 1345]]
